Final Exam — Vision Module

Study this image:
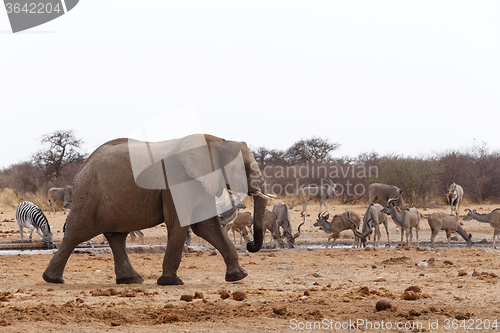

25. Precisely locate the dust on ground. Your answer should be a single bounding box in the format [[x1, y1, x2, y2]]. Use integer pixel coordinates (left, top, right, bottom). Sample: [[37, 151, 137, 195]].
[[1, 202, 500, 332]]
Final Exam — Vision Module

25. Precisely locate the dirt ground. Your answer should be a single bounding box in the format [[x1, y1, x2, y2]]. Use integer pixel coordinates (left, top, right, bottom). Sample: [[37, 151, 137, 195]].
[[1, 202, 500, 332]]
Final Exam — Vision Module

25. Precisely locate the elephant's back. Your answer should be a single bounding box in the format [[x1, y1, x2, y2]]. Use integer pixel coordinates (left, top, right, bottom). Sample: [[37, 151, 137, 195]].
[[69, 138, 164, 230], [78, 138, 131, 173], [72, 138, 134, 199]]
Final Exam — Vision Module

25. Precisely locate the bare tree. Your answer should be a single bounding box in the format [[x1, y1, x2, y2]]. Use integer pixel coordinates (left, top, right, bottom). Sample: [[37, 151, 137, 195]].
[[251, 147, 286, 169], [32, 130, 87, 182], [284, 137, 340, 165]]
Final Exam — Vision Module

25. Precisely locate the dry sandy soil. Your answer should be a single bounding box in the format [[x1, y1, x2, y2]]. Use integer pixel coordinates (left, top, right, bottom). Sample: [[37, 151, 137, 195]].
[[1, 202, 500, 332]]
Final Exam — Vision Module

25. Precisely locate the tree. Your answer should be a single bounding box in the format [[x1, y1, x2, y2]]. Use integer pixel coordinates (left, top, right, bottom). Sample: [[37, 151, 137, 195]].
[[251, 147, 286, 169], [32, 130, 87, 181], [375, 155, 442, 206], [284, 137, 340, 164]]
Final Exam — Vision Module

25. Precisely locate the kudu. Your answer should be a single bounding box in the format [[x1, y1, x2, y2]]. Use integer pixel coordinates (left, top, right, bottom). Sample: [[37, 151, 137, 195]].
[[381, 191, 420, 247], [47, 185, 73, 214], [217, 195, 247, 229], [427, 212, 472, 249], [349, 204, 391, 248], [226, 211, 252, 244], [367, 183, 405, 209], [264, 203, 304, 248], [299, 178, 338, 217], [463, 208, 500, 248], [447, 183, 464, 216], [186, 194, 246, 246], [315, 211, 361, 248]]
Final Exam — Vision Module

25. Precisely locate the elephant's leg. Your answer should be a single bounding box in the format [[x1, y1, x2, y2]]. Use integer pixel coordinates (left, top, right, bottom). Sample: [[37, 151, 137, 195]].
[[191, 217, 247, 282], [157, 224, 189, 285], [43, 231, 90, 284], [105, 232, 144, 284]]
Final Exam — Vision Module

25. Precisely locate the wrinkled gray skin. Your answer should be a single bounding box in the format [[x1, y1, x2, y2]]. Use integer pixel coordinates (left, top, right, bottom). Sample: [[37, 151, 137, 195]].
[[43, 135, 268, 285], [48, 185, 73, 214]]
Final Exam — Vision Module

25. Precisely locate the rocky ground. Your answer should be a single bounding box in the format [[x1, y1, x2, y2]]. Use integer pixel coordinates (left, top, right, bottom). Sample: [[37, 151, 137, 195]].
[[1, 202, 500, 332]]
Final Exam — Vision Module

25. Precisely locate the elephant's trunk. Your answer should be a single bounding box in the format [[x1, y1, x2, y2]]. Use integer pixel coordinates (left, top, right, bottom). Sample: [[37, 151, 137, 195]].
[[247, 195, 266, 252]]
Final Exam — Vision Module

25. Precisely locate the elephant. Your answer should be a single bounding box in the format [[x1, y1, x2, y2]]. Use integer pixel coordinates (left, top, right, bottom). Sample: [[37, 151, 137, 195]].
[[43, 134, 270, 285]]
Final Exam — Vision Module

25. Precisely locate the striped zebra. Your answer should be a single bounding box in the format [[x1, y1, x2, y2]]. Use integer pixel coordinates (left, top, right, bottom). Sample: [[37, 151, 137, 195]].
[[16, 201, 54, 249]]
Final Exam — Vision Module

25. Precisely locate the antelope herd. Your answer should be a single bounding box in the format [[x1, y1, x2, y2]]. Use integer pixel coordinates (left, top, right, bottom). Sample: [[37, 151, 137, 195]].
[[222, 180, 500, 250], [22, 181, 500, 250]]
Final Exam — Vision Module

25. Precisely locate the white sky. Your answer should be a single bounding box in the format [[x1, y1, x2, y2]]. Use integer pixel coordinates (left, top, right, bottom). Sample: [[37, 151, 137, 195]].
[[1, 1, 499, 168]]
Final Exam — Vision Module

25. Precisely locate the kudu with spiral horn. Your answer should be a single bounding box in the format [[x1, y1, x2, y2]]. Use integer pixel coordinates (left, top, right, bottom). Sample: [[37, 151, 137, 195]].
[[299, 178, 339, 218], [348, 204, 391, 248], [314, 210, 361, 248]]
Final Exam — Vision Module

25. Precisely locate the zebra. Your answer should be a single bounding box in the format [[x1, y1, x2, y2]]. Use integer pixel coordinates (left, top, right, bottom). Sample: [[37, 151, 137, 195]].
[[16, 201, 54, 248]]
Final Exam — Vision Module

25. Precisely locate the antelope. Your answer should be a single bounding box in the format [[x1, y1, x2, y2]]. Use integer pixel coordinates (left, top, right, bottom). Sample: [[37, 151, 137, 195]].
[[48, 186, 73, 214], [226, 211, 252, 244], [299, 178, 338, 217], [315, 211, 361, 248], [350, 204, 391, 248], [263, 203, 304, 248], [447, 183, 464, 216], [186, 194, 246, 246], [463, 208, 500, 248], [367, 183, 405, 209], [381, 191, 420, 247], [217, 194, 247, 228], [427, 212, 472, 249]]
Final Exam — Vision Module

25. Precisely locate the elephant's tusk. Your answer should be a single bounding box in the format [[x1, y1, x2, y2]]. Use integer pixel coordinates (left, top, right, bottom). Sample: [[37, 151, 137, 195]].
[[252, 191, 275, 200]]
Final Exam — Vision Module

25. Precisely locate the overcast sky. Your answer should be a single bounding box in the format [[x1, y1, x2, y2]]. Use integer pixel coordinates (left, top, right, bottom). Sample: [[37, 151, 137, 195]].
[[1, 1, 499, 168]]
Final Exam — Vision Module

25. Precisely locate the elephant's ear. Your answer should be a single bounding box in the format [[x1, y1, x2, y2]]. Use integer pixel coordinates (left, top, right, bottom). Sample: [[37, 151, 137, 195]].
[[178, 134, 225, 197], [211, 141, 248, 195]]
